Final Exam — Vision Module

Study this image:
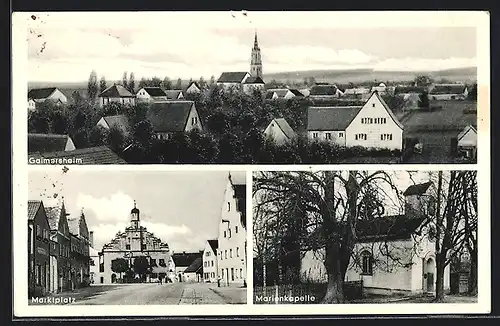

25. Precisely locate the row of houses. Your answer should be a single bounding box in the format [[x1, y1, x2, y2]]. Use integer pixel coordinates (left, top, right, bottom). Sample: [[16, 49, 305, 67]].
[[28, 200, 92, 296]]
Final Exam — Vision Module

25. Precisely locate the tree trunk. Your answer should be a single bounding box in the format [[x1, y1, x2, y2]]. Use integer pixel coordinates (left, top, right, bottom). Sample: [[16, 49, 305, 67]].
[[435, 253, 446, 302], [322, 242, 344, 303], [468, 249, 478, 295]]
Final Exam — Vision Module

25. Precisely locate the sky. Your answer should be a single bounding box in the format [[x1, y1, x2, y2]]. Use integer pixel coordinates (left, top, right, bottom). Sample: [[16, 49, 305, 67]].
[[28, 167, 246, 253], [22, 12, 479, 83]]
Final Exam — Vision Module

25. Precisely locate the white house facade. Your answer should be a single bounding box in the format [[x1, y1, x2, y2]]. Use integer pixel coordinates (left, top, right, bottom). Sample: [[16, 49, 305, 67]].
[[218, 173, 247, 286], [203, 240, 219, 283], [98, 84, 136, 108], [147, 101, 203, 140], [135, 87, 169, 102], [263, 118, 296, 145], [217, 72, 251, 91], [28, 87, 68, 110], [457, 125, 477, 159], [307, 92, 404, 150], [428, 84, 468, 101]]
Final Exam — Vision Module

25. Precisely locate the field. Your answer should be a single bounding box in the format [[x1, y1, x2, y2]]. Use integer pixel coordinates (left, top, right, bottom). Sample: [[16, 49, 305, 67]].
[[401, 100, 477, 163]]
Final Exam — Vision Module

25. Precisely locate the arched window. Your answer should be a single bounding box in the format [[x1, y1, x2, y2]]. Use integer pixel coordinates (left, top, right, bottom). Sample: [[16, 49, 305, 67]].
[[361, 250, 373, 275]]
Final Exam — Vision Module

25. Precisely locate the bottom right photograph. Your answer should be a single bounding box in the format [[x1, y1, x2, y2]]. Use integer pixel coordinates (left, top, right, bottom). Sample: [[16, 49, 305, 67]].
[[252, 170, 478, 305]]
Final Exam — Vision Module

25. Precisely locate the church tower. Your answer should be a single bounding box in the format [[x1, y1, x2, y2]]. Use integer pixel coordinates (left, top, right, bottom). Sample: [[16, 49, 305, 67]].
[[130, 200, 140, 229], [250, 30, 263, 78]]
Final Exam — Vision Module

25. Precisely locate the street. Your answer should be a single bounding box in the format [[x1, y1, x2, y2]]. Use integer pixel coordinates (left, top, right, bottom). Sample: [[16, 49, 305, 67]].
[[42, 283, 246, 305]]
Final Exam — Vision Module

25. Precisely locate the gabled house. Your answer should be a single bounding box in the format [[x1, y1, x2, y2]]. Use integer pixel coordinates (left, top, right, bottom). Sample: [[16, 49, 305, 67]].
[[135, 87, 169, 102], [301, 181, 450, 295], [96, 114, 131, 136], [28, 200, 51, 296], [457, 125, 477, 160], [428, 84, 468, 101], [203, 240, 219, 283], [98, 84, 135, 108], [28, 133, 76, 154], [28, 87, 68, 111], [183, 257, 204, 283], [171, 252, 203, 282], [146, 101, 202, 140], [243, 76, 266, 95], [45, 201, 72, 292], [343, 87, 371, 100], [185, 81, 202, 94], [29, 146, 127, 165], [217, 72, 251, 91], [165, 90, 185, 100], [307, 91, 404, 150], [265, 88, 296, 100], [309, 84, 344, 99], [67, 210, 91, 289], [263, 118, 297, 145], [218, 173, 247, 286]]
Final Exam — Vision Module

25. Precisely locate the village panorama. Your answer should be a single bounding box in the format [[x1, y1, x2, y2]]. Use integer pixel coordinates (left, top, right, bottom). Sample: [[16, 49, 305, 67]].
[[27, 30, 477, 165], [252, 170, 478, 304], [27, 169, 247, 305]]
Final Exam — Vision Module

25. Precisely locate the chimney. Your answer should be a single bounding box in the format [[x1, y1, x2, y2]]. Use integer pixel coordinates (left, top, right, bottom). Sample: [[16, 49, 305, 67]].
[[89, 231, 94, 248]]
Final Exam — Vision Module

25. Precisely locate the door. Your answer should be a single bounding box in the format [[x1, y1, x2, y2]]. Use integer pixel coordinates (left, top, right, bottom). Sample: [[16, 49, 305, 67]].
[[426, 273, 434, 292], [111, 273, 117, 283]]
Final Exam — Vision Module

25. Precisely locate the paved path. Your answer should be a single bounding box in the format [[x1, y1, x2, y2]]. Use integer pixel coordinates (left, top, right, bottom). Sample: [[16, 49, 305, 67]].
[[67, 283, 245, 305]]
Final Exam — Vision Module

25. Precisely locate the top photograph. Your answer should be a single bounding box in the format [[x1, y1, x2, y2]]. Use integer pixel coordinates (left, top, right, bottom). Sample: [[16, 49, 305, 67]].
[[22, 11, 484, 165]]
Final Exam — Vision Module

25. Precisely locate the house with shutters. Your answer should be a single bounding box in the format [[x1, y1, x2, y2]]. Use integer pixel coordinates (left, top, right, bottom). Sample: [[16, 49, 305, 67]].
[[28, 200, 51, 296], [217, 72, 251, 91], [263, 118, 297, 145], [300, 181, 450, 295], [98, 84, 136, 108], [28, 87, 68, 111], [428, 84, 469, 101], [306, 91, 404, 150], [136, 87, 169, 102], [217, 173, 247, 286], [146, 101, 202, 140], [203, 240, 219, 283]]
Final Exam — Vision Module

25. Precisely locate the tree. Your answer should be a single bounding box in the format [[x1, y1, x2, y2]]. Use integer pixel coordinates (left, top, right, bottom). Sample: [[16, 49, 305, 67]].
[[128, 72, 135, 93], [133, 256, 151, 282], [253, 171, 402, 303], [111, 258, 129, 281], [87, 70, 99, 103], [99, 76, 107, 94], [467, 83, 477, 101], [71, 90, 83, 105], [162, 77, 172, 90], [198, 76, 206, 88], [176, 78, 182, 89], [122, 71, 129, 89], [418, 91, 429, 108], [414, 75, 433, 87], [210, 75, 216, 86]]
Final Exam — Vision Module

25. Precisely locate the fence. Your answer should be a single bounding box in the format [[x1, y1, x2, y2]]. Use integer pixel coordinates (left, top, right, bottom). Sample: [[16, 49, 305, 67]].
[[253, 280, 363, 304]]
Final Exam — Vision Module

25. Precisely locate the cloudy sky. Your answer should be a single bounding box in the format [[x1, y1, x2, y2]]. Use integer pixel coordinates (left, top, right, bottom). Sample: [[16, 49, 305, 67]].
[[23, 12, 478, 83], [28, 167, 246, 253]]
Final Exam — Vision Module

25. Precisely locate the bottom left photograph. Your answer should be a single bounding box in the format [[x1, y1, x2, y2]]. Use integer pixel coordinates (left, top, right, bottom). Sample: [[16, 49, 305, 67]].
[[26, 167, 248, 305]]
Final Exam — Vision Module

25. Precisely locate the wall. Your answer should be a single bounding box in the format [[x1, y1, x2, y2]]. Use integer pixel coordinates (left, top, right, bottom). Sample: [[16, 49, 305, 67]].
[[345, 94, 403, 150], [31, 207, 51, 295], [218, 180, 247, 286], [203, 243, 218, 283], [264, 121, 290, 145], [184, 272, 201, 283], [28, 99, 36, 111], [428, 94, 466, 101], [458, 129, 477, 147], [307, 130, 346, 146], [99, 96, 136, 108], [49, 89, 68, 104]]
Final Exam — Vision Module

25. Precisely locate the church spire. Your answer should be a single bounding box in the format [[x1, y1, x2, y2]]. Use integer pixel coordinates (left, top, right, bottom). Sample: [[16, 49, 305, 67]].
[[250, 30, 263, 79], [254, 29, 259, 49]]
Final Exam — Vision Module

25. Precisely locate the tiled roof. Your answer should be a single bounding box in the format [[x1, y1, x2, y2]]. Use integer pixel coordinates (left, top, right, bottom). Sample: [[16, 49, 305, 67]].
[[289, 89, 305, 97], [310, 84, 339, 96], [28, 200, 42, 221], [102, 115, 130, 133], [33, 146, 126, 164], [457, 125, 477, 141], [165, 90, 183, 99], [372, 91, 404, 130], [207, 239, 218, 252], [307, 106, 363, 131], [187, 81, 201, 90], [244, 76, 265, 84], [184, 257, 203, 273], [265, 92, 276, 99], [217, 72, 249, 83], [267, 89, 290, 98], [429, 84, 467, 95], [271, 118, 296, 139], [28, 87, 57, 99], [142, 87, 168, 97], [171, 252, 203, 267], [45, 205, 63, 230], [394, 86, 427, 94], [99, 84, 135, 98], [147, 101, 194, 133], [403, 182, 433, 196], [356, 215, 427, 241], [28, 133, 72, 154]]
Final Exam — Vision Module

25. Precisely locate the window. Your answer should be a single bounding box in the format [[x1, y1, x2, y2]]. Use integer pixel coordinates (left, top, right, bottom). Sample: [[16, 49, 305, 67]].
[[142, 244, 147, 250], [228, 202, 231, 211], [339, 132, 344, 138], [380, 134, 393, 141], [372, 103, 375, 107], [235, 226, 238, 234], [212, 272, 215, 278], [361, 251, 373, 275], [325, 133, 331, 140], [36, 225, 41, 238], [206, 251, 210, 257], [228, 229, 231, 238], [312, 132, 318, 139], [223, 231, 226, 238], [355, 134, 367, 141], [231, 268, 235, 281], [159, 259, 166, 267], [240, 268, 242, 278], [236, 247, 240, 257], [211, 260, 214, 267], [126, 244, 131, 250], [383, 118, 387, 124], [204, 261, 207, 267], [225, 250, 227, 259], [150, 258, 157, 266], [230, 249, 233, 258]]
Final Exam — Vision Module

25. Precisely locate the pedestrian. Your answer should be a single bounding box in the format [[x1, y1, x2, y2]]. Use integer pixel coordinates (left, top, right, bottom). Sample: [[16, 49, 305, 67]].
[[217, 277, 220, 288]]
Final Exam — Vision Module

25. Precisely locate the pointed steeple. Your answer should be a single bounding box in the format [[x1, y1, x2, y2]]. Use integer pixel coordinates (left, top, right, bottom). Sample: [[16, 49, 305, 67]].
[[254, 29, 259, 49]]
